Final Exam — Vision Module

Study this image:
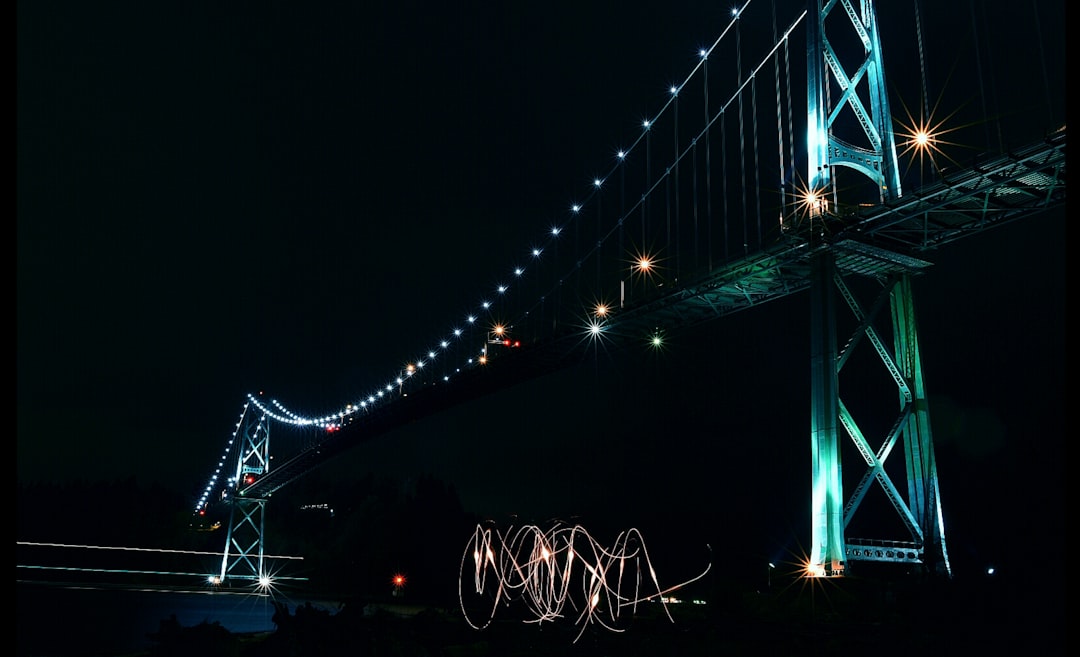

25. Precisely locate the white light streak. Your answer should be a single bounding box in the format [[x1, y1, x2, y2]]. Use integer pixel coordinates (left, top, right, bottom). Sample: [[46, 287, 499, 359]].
[[458, 522, 710, 643]]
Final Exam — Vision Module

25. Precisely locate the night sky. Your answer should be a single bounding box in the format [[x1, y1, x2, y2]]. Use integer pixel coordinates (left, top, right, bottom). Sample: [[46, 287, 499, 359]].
[[18, 1, 1065, 583]]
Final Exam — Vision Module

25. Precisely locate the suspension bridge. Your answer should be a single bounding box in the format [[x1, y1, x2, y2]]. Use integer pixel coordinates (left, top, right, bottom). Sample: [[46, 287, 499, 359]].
[[192, 0, 1066, 588]]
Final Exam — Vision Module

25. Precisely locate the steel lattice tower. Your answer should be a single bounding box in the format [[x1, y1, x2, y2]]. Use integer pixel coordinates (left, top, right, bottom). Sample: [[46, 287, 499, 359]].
[[217, 406, 272, 585], [804, 0, 950, 578]]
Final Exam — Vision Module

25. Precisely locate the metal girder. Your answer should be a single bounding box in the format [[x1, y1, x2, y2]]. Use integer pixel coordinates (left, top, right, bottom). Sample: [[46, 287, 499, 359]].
[[234, 115, 1062, 502], [846, 126, 1066, 251], [844, 538, 924, 565]]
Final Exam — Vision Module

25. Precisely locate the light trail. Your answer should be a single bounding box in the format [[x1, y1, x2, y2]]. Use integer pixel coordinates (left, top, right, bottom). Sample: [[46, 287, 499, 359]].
[[18, 565, 216, 577], [16, 541, 304, 560], [458, 522, 710, 643], [17, 541, 309, 590]]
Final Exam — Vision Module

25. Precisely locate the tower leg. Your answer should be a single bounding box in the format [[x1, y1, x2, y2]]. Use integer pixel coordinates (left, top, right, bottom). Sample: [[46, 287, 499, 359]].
[[891, 275, 951, 577], [808, 251, 845, 577]]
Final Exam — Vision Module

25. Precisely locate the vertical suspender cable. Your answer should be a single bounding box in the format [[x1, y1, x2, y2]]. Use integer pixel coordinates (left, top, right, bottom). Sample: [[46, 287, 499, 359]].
[[673, 91, 679, 282], [692, 141, 699, 274], [666, 173, 672, 279], [570, 213, 577, 311], [1030, 0, 1055, 128], [596, 187, 602, 291], [751, 75, 762, 248], [721, 109, 729, 264], [784, 36, 794, 223], [644, 128, 651, 248], [704, 56, 712, 272], [667, 108, 673, 272], [913, 0, 932, 186], [617, 162, 626, 269], [552, 228, 559, 334], [773, 0, 786, 233], [969, 0, 1002, 153], [967, 0, 989, 150], [736, 14, 749, 255], [913, 0, 929, 137]]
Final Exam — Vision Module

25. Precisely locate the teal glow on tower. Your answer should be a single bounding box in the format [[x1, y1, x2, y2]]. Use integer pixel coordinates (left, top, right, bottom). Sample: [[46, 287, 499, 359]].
[[806, 0, 901, 210], [804, 0, 950, 578]]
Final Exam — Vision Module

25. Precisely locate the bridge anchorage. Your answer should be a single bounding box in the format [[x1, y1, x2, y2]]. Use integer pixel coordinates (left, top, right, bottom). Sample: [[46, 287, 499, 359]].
[[196, 0, 1065, 588]]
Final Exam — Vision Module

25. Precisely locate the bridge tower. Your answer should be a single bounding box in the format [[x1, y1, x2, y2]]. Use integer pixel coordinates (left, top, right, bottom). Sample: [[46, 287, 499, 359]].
[[216, 405, 272, 585], [804, 0, 949, 578]]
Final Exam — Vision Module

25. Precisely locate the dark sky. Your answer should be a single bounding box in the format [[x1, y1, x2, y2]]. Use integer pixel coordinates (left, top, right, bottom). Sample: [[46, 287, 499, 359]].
[[18, 1, 1065, 579]]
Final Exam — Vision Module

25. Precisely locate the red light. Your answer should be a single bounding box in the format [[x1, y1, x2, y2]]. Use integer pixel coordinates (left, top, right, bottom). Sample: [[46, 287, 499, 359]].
[[392, 573, 406, 587], [512, 340, 521, 347]]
